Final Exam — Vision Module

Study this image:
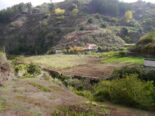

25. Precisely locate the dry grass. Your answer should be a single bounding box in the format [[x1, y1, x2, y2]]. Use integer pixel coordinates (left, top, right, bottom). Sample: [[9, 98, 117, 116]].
[[18, 55, 91, 69]]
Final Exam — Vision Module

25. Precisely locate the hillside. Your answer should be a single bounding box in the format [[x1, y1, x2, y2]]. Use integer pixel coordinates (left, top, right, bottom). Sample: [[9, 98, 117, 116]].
[[1, 0, 155, 115], [0, 0, 155, 55], [57, 28, 125, 51], [133, 30, 155, 56]]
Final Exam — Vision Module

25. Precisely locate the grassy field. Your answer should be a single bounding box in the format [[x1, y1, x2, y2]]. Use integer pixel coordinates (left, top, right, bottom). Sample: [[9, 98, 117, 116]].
[[97, 51, 144, 65], [16, 52, 144, 71], [17, 55, 92, 69]]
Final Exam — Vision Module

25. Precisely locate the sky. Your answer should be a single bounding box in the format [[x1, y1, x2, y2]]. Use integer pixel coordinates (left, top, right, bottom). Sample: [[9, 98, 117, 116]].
[[0, 0, 155, 10], [121, 0, 155, 3], [0, 0, 64, 10]]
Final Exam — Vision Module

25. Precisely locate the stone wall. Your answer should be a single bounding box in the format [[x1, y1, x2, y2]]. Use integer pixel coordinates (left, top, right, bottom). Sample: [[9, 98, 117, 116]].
[[144, 60, 155, 68]]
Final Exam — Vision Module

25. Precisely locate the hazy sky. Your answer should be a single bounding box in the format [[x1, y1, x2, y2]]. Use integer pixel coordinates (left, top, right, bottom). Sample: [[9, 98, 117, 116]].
[[0, 0, 155, 10], [0, 0, 63, 10], [121, 0, 155, 3]]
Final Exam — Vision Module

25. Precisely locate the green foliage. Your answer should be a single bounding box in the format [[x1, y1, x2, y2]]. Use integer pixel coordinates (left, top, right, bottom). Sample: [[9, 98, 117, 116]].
[[0, 3, 32, 23], [0, 97, 7, 112], [111, 65, 155, 83], [124, 10, 133, 22], [134, 30, 155, 56], [87, 18, 93, 24], [99, 51, 144, 64], [94, 75, 155, 109], [72, 8, 79, 16], [138, 30, 155, 44], [14, 64, 27, 74], [88, 0, 131, 17], [14, 63, 41, 78], [52, 105, 102, 116], [27, 63, 41, 75], [29, 82, 51, 92], [72, 88, 93, 101], [54, 8, 66, 15]]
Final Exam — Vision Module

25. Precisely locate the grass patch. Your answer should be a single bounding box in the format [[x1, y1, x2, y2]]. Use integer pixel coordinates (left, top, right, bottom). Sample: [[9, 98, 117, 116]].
[[99, 51, 144, 64], [103, 56, 144, 64], [71, 87, 94, 101], [52, 104, 106, 116], [29, 82, 51, 92], [16, 55, 90, 69], [0, 97, 7, 112]]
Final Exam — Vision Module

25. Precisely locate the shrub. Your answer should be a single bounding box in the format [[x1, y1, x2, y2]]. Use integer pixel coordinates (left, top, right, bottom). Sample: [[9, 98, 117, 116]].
[[87, 18, 93, 24], [0, 97, 7, 111], [14, 64, 27, 74], [65, 46, 84, 54], [15, 63, 41, 78], [111, 65, 155, 83], [111, 65, 144, 80], [94, 75, 155, 109], [134, 30, 155, 56], [72, 8, 79, 16], [27, 63, 41, 76], [54, 8, 65, 15]]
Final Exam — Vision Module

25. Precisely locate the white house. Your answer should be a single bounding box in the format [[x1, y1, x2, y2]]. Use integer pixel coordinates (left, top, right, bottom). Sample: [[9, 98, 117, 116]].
[[85, 44, 97, 51]]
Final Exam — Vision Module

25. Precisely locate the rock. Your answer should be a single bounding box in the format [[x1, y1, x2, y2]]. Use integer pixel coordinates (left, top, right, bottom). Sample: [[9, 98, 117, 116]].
[[0, 53, 13, 84]]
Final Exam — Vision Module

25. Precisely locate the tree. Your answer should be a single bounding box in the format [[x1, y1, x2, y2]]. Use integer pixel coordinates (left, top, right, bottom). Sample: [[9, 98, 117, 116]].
[[72, 8, 79, 16], [89, 0, 120, 17], [54, 8, 65, 15], [124, 10, 133, 22]]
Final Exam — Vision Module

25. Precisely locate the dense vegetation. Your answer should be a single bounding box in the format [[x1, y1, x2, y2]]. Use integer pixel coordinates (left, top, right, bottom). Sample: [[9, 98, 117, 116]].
[[0, 3, 32, 23], [71, 65, 155, 110], [87, 0, 130, 17], [0, 0, 154, 55], [1, 0, 155, 115], [94, 75, 155, 109], [111, 65, 155, 83], [133, 30, 155, 56]]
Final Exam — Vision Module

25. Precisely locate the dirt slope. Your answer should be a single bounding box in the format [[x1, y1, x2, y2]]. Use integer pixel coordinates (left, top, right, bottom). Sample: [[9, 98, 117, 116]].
[[0, 53, 13, 84], [0, 72, 84, 116]]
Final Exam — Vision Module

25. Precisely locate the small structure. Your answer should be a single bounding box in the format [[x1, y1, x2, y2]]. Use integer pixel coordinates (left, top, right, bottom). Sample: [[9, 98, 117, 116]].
[[55, 49, 63, 54], [144, 58, 155, 68], [85, 44, 97, 51]]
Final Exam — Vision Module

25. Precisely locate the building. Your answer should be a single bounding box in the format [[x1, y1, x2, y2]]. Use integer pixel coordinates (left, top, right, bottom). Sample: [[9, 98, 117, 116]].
[[85, 44, 97, 51]]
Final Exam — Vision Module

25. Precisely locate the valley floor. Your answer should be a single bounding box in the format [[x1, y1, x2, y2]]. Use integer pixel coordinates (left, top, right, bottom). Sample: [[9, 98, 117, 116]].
[[0, 73, 155, 116], [1, 53, 154, 116]]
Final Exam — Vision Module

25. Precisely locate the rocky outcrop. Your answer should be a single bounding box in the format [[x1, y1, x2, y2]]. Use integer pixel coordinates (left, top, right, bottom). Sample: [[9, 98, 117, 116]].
[[57, 28, 125, 51], [0, 53, 13, 85]]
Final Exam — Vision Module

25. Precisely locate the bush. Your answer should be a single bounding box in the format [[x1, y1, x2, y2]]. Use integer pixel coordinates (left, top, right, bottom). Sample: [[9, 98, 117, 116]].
[[72, 8, 79, 16], [111, 65, 155, 83], [27, 63, 41, 76], [134, 30, 155, 56], [54, 8, 65, 15], [94, 75, 155, 109], [111, 65, 144, 80], [65, 46, 84, 54], [14, 63, 41, 78], [87, 18, 93, 24]]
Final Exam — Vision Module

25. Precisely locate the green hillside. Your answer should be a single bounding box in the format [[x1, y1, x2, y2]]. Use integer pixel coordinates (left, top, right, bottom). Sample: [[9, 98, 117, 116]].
[[133, 30, 155, 56], [0, 0, 155, 55]]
